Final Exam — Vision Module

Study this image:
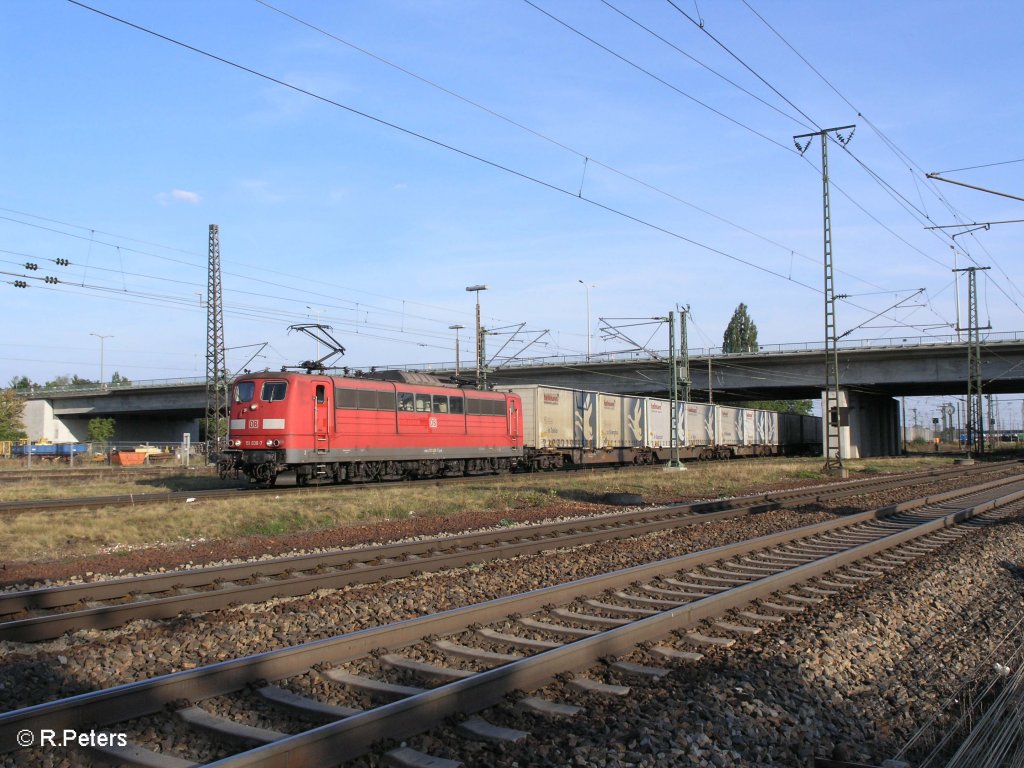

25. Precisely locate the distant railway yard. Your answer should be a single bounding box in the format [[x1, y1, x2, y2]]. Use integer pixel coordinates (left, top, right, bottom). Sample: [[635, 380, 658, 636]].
[[1, 457, 1023, 767]]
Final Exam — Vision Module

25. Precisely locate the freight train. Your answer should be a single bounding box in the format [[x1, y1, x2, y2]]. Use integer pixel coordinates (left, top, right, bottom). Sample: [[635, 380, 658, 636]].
[[220, 370, 821, 486]]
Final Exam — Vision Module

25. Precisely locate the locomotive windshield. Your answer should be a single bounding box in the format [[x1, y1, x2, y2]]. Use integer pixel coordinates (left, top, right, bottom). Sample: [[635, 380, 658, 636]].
[[262, 381, 288, 402], [234, 381, 255, 403]]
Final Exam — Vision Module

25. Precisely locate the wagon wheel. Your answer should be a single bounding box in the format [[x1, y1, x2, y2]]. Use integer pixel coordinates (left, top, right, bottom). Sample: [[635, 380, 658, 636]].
[[217, 458, 233, 480]]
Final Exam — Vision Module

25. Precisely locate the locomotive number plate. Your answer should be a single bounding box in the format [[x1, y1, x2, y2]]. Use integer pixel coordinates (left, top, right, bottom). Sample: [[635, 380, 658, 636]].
[[248, 420, 259, 429]]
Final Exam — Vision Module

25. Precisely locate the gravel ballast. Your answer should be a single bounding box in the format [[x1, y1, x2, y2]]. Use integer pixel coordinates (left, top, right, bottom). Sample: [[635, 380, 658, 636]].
[[3, 469, 1024, 767]]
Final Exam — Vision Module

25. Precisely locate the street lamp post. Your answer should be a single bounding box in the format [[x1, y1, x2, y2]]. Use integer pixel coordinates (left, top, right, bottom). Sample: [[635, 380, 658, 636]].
[[578, 280, 593, 359], [449, 324, 464, 381], [465, 285, 488, 388], [90, 333, 113, 385]]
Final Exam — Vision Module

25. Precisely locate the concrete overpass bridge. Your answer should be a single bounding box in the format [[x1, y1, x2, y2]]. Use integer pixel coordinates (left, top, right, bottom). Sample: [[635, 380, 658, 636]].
[[19, 332, 1024, 456]]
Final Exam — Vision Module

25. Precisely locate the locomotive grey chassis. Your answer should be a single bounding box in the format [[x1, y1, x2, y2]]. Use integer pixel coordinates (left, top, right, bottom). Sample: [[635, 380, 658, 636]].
[[502, 385, 821, 470]]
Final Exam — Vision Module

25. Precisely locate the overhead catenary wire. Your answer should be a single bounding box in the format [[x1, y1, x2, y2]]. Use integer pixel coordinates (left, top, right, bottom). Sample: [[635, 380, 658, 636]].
[[740, 0, 1024, 314], [521, 0, 795, 153], [254, 1, 898, 298], [16, 0, 999, 378], [526, 0, 958, 313], [62, 0, 828, 299]]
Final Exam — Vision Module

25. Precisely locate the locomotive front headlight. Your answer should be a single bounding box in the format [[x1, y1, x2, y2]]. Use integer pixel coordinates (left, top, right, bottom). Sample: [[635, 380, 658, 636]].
[[234, 439, 242, 447]]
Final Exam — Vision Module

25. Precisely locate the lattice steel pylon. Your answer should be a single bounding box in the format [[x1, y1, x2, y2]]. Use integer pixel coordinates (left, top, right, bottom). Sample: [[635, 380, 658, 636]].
[[794, 124, 855, 473], [205, 224, 229, 455], [956, 266, 990, 455]]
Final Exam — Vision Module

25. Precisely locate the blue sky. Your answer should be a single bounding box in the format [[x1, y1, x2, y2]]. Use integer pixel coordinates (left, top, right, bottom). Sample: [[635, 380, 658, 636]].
[[2, 0, 1022, 416]]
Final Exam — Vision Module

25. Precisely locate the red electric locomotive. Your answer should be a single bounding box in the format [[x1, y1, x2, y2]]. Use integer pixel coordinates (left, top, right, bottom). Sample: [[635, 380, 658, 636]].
[[220, 370, 523, 486]]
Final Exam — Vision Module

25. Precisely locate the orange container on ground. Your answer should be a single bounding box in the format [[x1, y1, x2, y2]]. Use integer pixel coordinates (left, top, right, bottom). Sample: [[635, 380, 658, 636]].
[[111, 451, 147, 466]]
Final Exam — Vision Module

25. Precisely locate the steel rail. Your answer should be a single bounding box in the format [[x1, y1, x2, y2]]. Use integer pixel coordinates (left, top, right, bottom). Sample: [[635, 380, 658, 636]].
[[0, 466, 214, 484], [1, 464, 1015, 642], [204, 493, 1023, 768], [2, 475, 1022, 758]]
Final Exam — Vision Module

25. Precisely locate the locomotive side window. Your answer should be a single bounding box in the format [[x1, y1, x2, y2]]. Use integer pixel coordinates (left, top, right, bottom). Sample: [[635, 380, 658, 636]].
[[467, 397, 504, 416], [335, 388, 358, 409], [378, 390, 397, 411], [415, 394, 431, 412], [357, 389, 378, 409], [398, 392, 415, 412], [316, 385, 326, 404], [261, 381, 288, 402], [432, 395, 448, 414], [234, 382, 255, 403], [449, 396, 464, 415]]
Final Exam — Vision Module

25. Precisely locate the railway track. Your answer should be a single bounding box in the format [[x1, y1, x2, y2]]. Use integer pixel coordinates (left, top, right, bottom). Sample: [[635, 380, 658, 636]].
[[0, 466, 214, 484], [2, 473, 1022, 766], [0, 458, 1012, 516], [0, 462, 1015, 642]]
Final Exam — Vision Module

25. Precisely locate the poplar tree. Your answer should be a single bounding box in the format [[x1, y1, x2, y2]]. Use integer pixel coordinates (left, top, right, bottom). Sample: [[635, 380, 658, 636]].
[[722, 303, 758, 353]]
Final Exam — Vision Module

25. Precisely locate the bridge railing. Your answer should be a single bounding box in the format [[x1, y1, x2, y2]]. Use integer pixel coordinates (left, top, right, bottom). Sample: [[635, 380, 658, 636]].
[[18, 376, 206, 398], [375, 330, 1024, 373]]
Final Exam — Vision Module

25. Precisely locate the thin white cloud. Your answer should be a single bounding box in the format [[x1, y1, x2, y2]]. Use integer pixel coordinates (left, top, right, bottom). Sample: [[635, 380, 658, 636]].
[[156, 189, 202, 206]]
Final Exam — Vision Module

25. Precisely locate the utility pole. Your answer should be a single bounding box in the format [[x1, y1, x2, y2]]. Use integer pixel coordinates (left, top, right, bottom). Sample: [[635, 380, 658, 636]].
[[578, 280, 593, 359], [679, 305, 691, 404], [955, 266, 990, 456], [205, 224, 229, 456], [466, 285, 487, 389], [89, 333, 113, 386], [794, 124, 855, 475], [449, 324, 464, 381], [667, 310, 682, 469]]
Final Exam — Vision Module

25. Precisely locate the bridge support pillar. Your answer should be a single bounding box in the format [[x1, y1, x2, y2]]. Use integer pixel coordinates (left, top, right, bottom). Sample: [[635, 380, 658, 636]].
[[822, 389, 900, 458]]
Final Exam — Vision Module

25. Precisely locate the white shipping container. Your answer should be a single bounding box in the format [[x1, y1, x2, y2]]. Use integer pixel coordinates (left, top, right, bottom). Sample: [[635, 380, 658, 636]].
[[597, 394, 646, 448], [718, 406, 744, 446], [646, 398, 668, 448], [754, 410, 779, 446], [685, 403, 715, 446], [500, 385, 597, 449]]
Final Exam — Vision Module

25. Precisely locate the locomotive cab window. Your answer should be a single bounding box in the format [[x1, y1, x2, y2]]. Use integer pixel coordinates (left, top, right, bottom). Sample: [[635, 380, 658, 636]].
[[316, 385, 326, 404], [234, 382, 255, 403], [261, 381, 288, 402]]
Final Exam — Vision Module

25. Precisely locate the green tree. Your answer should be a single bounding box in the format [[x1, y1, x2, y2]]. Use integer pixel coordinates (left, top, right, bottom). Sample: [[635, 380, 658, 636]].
[[87, 417, 116, 445], [745, 399, 812, 415], [0, 388, 28, 441], [8, 375, 35, 390], [43, 375, 72, 390], [722, 303, 758, 353], [110, 371, 131, 386]]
